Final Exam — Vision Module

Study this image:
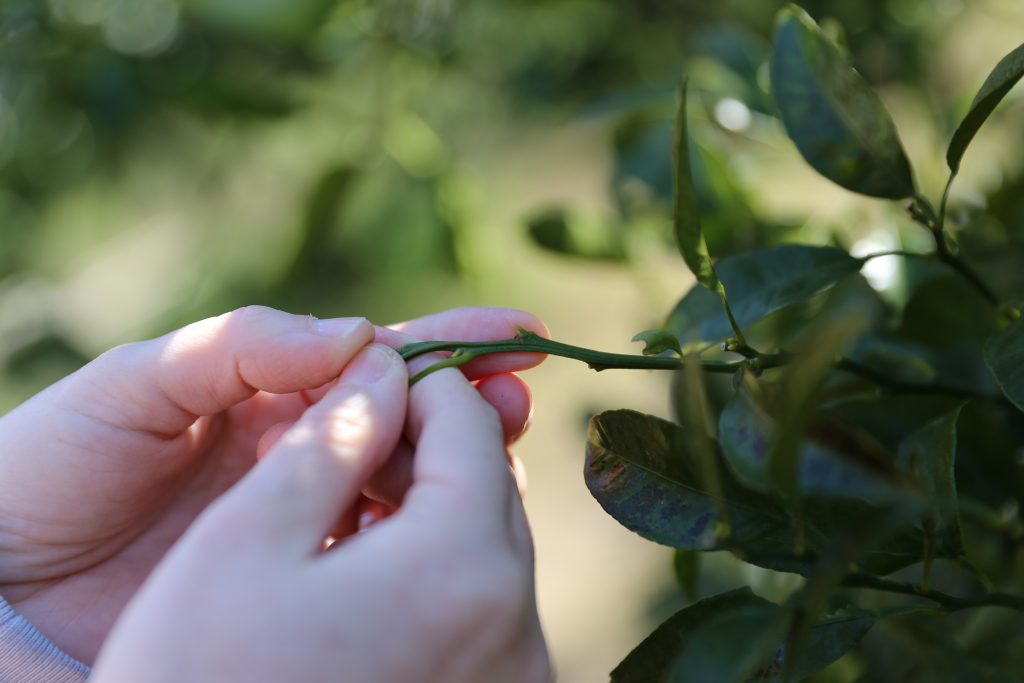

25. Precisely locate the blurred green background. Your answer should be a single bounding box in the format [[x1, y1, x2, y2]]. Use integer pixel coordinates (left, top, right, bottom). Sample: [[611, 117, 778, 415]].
[[2, 0, 1023, 680]]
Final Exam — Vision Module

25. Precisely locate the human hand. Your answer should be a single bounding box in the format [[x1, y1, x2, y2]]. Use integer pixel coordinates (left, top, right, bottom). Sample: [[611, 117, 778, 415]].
[[0, 306, 545, 664], [90, 342, 550, 683]]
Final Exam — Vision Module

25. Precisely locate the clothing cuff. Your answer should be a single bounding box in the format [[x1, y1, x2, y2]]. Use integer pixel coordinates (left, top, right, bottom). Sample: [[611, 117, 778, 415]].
[[0, 596, 91, 682]]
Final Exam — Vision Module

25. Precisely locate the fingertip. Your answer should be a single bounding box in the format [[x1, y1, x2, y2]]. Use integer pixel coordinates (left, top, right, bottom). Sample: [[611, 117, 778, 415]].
[[475, 373, 533, 444]]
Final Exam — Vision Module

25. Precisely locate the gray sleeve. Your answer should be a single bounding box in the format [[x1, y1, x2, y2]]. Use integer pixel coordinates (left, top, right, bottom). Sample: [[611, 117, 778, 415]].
[[0, 596, 91, 683]]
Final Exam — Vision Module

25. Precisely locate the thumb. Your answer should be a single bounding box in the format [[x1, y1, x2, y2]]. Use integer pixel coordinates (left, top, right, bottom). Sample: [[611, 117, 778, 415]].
[[210, 344, 408, 556]]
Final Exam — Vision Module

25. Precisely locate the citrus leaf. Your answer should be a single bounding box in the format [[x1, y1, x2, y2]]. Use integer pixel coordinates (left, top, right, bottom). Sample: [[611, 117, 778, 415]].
[[770, 5, 915, 198], [586, 410, 930, 576], [611, 589, 767, 683], [984, 318, 1024, 412], [768, 278, 879, 502], [772, 607, 876, 682], [611, 588, 876, 683], [665, 245, 862, 344], [673, 77, 722, 292], [632, 329, 683, 357], [585, 410, 790, 552], [669, 603, 784, 683], [897, 406, 966, 560], [845, 333, 937, 385], [719, 389, 905, 504], [947, 42, 1024, 174]]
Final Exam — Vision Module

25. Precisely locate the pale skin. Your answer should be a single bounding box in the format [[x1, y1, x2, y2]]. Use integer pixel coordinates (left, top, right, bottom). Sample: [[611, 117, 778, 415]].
[[0, 305, 551, 682]]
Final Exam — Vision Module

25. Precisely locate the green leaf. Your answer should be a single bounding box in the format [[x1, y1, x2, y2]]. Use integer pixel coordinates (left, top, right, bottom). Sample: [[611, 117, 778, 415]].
[[984, 319, 1024, 412], [666, 245, 862, 344], [947, 42, 1024, 174], [585, 410, 790, 552], [897, 406, 966, 563], [900, 275, 999, 396], [669, 602, 784, 683], [611, 588, 876, 683], [611, 589, 766, 683], [776, 607, 876, 682], [845, 333, 937, 386], [768, 277, 880, 502], [770, 5, 915, 199], [673, 77, 722, 293], [632, 329, 683, 357], [718, 389, 904, 504], [586, 410, 930, 575]]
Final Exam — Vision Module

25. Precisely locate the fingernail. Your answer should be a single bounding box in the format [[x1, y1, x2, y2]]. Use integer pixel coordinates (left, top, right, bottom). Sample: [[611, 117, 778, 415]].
[[345, 345, 394, 384], [315, 317, 367, 338]]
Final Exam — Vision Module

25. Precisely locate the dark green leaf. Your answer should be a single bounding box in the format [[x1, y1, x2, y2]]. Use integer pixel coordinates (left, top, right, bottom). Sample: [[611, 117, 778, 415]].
[[770, 5, 915, 198], [585, 410, 789, 552], [947, 42, 1024, 174], [673, 77, 722, 293], [778, 608, 876, 682], [586, 410, 930, 575], [984, 319, 1024, 412], [633, 329, 683, 357], [900, 275, 999, 396], [611, 589, 767, 683], [897, 406, 966, 559], [718, 389, 904, 503], [845, 334, 937, 386], [768, 277, 879, 501], [669, 602, 784, 683], [611, 588, 876, 683], [665, 245, 862, 344]]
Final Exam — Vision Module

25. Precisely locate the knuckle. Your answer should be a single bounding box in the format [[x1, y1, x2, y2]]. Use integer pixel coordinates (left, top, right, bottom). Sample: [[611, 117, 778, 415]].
[[68, 343, 143, 397], [220, 305, 283, 344], [226, 304, 275, 328], [91, 341, 141, 371]]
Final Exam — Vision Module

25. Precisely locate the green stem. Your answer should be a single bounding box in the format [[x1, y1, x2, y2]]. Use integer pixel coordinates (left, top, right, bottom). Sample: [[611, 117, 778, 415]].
[[718, 288, 748, 348], [399, 332, 1001, 401], [937, 172, 956, 234], [933, 230, 999, 305], [843, 572, 1024, 612], [908, 193, 999, 305], [399, 332, 773, 384], [834, 358, 994, 400]]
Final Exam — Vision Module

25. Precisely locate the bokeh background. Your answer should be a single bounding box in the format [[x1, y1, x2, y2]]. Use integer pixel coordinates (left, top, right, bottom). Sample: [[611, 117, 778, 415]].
[[2, 0, 1023, 680]]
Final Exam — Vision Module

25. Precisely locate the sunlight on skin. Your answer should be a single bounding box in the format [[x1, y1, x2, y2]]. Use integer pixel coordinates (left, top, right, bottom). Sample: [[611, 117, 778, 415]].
[[279, 391, 376, 488]]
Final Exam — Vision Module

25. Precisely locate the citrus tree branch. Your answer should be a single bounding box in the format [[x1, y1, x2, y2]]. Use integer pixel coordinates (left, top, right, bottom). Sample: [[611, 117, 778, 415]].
[[843, 572, 1024, 612], [398, 331, 999, 400], [908, 195, 999, 305]]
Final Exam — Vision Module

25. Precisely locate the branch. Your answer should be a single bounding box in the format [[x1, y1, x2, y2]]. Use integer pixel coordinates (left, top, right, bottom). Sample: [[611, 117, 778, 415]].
[[843, 572, 1024, 612], [398, 332, 999, 401], [908, 195, 999, 305], [397, 332, 779, 384]]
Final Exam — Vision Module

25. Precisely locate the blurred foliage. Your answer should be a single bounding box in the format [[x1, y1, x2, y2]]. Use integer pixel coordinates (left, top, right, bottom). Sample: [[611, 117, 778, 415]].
[[3, 1, 1024, 680], [584, 5, 1024, 682]]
